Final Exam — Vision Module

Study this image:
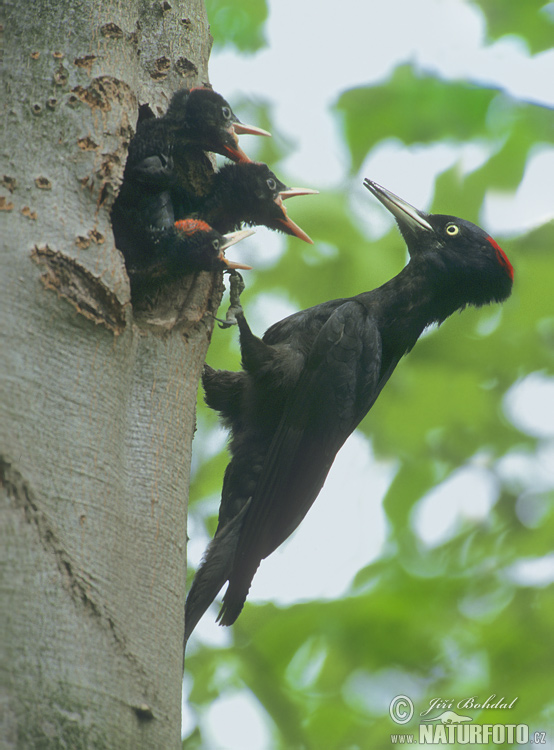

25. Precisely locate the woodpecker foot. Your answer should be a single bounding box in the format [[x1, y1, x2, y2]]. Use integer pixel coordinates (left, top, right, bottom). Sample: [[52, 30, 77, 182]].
[[217, 271, 245, 329]]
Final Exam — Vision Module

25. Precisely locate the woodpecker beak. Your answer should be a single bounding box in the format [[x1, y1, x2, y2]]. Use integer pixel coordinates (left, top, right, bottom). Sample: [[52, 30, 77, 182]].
[[272, 193, 314, 244], [222, 131, 252, 163], [363, 179, 433, 235], [222, 121, 271, 163], [220, 257, 253, 271], [232, 121, 272, 138], [220, 228, 256, 250], [218, 228, 255, 270], [279, 187, 319, 200]]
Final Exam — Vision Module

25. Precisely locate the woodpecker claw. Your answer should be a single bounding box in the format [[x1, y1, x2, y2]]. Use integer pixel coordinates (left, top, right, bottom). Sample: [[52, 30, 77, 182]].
[[217, 270, 246, 329]]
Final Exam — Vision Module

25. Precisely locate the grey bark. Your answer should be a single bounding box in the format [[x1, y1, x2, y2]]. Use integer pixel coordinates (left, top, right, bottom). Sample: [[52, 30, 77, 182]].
[[0, 1, 216, 747]]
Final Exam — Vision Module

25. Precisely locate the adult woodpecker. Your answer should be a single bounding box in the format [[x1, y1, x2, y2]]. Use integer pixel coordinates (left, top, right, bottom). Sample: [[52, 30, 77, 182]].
[[184, 179, 514, 644], [187, 161, 318, 244], [126, 219, 253, 298]]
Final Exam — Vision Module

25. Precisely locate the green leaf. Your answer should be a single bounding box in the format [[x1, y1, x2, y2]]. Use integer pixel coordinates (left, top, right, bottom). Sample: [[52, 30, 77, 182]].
[[334, 64, 553, 174], [335, 65, 501, 172], [205, 0, 269, 53], [469, 0, 554, 53]]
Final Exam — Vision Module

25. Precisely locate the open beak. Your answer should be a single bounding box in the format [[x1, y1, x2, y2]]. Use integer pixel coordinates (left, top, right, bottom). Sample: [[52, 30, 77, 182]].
[[273, 192, 315, 244], [223, 122, 272, 163], [222, 134, 252, 164], [218, 228, 255, 270], [363, 178, 433, 235]]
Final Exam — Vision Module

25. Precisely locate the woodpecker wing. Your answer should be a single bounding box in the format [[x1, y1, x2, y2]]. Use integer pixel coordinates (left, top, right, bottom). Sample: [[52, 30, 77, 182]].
[[218, 300, 383, 624], [126, 153, 174, 190]]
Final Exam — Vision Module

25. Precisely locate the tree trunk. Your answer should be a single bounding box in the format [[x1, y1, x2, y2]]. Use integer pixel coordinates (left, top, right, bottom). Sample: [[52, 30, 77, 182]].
[[1, 1, 214, 747]]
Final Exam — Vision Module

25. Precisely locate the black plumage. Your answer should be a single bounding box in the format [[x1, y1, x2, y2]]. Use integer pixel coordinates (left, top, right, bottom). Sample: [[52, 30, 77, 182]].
[[126, 219, 253, 298], [124, 87, 270, 188], [184, 179, 514, 643], [189, 161, 317, 243], [111, 87, 270, 268]]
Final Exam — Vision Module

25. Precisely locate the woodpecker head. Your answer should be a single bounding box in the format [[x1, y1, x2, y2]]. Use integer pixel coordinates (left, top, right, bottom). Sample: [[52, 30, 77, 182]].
[[219, 162, 317, 243], [172, 219, 254, 272], [166, 88, 270, 163], [364, 178, 514, 306]]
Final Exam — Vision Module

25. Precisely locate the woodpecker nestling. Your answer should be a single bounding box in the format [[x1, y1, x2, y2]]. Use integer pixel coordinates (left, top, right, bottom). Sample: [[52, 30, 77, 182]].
[[189, 161, 317, 243], [124, 87, 270, 190], [111, 88, 270, 269], [184, 179, 514, 644], [126, 219, 253, 298]]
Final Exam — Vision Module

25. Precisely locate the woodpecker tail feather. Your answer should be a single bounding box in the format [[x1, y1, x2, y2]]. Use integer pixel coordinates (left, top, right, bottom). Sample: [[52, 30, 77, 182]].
[[216, 557, 260, 627], [184, 500, 251, 646]]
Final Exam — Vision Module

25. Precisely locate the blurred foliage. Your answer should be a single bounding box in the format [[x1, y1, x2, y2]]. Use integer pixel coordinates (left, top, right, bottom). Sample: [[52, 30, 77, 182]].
[[185, 1, 554, 748], [470, 0, 554, 53], [335, 65, 554, 176], [205, 0, 268, 53]]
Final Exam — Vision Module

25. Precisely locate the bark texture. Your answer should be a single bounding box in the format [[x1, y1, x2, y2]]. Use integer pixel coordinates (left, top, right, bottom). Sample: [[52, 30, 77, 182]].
[[0, 1, 216, 747]]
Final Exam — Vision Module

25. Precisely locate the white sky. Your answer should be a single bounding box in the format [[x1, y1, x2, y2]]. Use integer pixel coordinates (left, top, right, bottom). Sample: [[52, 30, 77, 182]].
[[185, 1, 554, 745]]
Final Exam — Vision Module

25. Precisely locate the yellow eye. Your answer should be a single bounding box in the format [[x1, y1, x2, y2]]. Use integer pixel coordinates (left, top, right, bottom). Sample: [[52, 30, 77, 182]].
[[446, 223, 459, 236]]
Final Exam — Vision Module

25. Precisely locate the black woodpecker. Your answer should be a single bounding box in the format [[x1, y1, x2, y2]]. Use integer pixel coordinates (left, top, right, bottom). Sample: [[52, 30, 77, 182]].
[[184, 179, 514, 643]]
